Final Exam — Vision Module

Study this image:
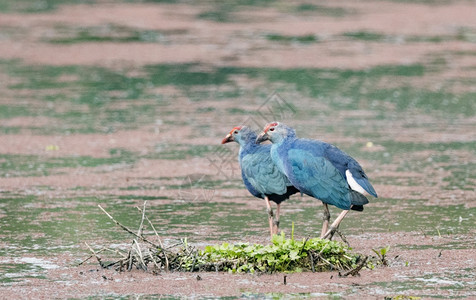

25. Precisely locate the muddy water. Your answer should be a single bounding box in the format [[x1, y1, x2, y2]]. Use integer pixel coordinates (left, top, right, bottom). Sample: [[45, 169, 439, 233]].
[[1, 0, 476, 298]]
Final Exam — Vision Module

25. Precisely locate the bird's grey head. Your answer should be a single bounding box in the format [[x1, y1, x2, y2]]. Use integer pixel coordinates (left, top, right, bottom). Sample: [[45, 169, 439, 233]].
[[221, 125, 257, 146], [255, 122, 296, 144]]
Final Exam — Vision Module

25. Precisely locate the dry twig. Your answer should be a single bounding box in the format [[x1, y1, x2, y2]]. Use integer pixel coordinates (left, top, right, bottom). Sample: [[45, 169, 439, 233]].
[[84, 242, 104, 267], [340, 256, 368, 277], [137, 205, 169, 271], [98, 204, 161, 249]]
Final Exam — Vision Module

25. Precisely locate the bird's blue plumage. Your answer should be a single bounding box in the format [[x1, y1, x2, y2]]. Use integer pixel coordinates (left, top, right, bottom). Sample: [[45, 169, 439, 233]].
[[320, 142, 378, 198], [265, 123, 377, 210], [232, 127, 298, 204]]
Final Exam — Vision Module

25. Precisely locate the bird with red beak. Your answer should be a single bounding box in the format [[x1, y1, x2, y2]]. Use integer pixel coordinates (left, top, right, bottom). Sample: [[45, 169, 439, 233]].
[[221, 125, 298, 239], [256, 122, 377, 239]]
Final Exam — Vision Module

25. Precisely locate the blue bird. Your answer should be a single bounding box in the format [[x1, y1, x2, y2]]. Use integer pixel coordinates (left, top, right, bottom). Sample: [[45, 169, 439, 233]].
[[222, 126, 299, 238], [256, 122, 377, 239]]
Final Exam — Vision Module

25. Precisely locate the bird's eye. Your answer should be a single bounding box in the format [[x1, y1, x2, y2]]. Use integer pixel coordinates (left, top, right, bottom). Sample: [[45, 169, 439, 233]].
[[269, 127, 275, 132], [234, 130, 238, 134]]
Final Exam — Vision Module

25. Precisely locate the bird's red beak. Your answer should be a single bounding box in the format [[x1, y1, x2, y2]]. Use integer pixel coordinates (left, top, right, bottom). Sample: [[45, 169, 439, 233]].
[[222, 126, 242, 144], [221, 133, 234, 144]]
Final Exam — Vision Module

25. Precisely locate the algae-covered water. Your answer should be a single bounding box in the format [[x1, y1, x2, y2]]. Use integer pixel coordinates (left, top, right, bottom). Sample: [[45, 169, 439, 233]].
[[0, 0, 475, 298]]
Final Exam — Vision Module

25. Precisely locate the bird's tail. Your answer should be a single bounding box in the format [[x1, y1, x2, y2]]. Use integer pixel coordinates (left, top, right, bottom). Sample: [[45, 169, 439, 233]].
[[349, 190, 369, 211]]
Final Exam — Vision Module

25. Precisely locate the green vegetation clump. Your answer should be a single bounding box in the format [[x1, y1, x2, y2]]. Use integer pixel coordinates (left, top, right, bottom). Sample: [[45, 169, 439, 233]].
[[173, 232, 360, 273], [87, 204, 367, 275]]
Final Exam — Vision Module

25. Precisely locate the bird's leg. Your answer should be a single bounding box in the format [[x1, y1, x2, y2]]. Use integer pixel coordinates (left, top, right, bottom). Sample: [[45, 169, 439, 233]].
[[320, 203, 331, 238], [273, 204, 281, 235], [322, 209, 349, 240], [265, 196, 275, 239]]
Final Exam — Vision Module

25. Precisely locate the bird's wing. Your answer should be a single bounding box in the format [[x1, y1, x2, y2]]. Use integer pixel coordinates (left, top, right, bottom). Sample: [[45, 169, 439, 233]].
[[287, 148, 352, 210], [240, 167, 262, 199], [324, 145, 378, 197], [241, 151, 288, 196]]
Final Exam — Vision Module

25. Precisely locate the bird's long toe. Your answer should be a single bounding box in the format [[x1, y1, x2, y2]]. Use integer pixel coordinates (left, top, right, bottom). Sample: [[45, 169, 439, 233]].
[[323, 226, 338, 240]]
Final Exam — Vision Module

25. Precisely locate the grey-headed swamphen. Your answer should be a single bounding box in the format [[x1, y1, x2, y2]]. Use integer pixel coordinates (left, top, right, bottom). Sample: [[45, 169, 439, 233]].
[[256, 122, 377, 239], [222, 126, 299, 238]]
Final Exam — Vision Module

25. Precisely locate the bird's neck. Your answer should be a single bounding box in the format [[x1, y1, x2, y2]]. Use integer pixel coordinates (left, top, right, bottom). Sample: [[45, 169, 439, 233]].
[[269, 142, 286, 175], [240, 140, 257, 152], [238, 142, 256, 160], [275, 135, 297, 147]]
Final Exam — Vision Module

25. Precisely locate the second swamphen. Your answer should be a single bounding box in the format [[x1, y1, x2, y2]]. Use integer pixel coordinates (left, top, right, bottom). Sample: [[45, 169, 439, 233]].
[[222, 126, 299, 238], [256, 122, 377, 239]]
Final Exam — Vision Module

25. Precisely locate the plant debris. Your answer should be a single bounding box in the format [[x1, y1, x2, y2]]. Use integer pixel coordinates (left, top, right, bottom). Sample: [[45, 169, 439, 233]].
[[82, 201, 368, 274]]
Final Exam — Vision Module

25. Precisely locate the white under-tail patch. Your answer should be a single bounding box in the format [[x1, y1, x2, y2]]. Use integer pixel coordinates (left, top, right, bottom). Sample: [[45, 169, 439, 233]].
[[346, 169, 369, 196]]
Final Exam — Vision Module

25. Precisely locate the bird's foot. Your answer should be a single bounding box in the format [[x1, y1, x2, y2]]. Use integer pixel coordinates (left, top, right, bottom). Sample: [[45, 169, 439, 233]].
[[336, 229, 350, 246], [322, 225, 338, 240]]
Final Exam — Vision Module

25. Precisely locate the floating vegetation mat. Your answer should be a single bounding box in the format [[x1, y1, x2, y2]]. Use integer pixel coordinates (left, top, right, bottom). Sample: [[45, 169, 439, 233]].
[[82, 202, 368, 275]]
